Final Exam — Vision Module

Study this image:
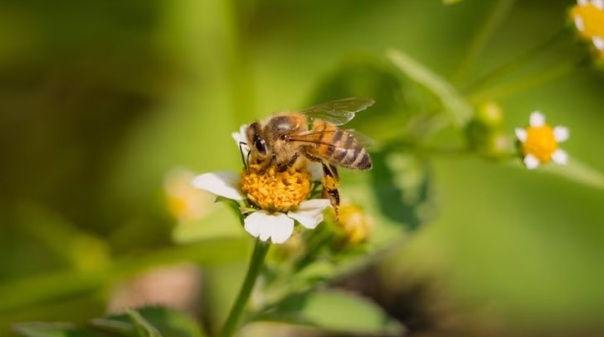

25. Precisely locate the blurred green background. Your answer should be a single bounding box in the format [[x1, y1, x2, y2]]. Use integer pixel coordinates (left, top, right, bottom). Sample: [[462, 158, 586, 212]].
[[1, 0, 604, 336]]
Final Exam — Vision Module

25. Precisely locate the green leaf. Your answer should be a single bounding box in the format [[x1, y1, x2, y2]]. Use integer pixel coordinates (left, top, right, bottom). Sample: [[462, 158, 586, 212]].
[[369, 150, 432, 232], [255, 290, 404, 336], [89, 318, 138, 337], [127, 310, 163, 337], [92, 307, 205, 337], [541, 158, 604, 189], [14, 323, 105, 337], [387, 49, 472, 127]]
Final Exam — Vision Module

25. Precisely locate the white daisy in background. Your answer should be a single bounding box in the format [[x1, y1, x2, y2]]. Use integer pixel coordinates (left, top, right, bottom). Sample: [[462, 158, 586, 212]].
[[570, 0, 604, 59], [191, 127, 329, 244], [164, 168, 213, 223], [515, 111, 570, 170]]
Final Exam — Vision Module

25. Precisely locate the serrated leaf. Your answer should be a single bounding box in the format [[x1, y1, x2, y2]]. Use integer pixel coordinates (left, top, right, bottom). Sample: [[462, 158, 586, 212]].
[[14, 323, 105, 337], [255, 290, 404, 336], [387, 49, 472, 127], [94, 307, 205, 337]]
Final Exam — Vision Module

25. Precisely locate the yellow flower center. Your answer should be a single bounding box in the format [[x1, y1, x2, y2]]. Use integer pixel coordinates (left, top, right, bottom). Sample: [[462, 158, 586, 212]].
[[336, 204, 373, 245], [522, 125, 558, 163], [240, 164, 312, 213], [571, 4, 604, 39]]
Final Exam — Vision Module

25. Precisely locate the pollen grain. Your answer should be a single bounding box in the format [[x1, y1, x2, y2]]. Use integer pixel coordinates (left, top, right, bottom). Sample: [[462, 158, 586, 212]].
[[240, 164, 312, 212]]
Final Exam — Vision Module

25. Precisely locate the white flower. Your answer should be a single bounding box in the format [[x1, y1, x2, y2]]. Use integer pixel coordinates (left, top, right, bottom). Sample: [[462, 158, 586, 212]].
[[191, 125, 330, 244], [515, 111, 569, 169], [192, 172, 329, 244]]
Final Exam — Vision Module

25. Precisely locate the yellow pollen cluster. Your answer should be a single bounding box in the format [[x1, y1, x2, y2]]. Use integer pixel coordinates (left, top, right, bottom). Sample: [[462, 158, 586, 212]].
[[521, 125, 559, 163], [240, 164, 312, 213]]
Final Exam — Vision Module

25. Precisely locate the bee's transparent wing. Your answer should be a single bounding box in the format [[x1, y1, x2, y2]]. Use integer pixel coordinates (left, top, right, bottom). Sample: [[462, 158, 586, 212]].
[[299, 97, 375, 126], [290, 128, 375, 149], [342, 129, 375, 149]]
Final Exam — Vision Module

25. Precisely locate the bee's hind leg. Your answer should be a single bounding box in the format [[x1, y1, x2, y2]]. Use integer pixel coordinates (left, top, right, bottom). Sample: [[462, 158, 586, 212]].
[[321, 162, 341, 221], [303, 154, 340, 219]]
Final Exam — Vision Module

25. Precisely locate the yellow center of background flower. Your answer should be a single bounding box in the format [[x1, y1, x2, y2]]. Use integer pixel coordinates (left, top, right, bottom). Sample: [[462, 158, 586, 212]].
[[240, 164, 312, 213], [571, 4, 604, 39], [336, 204, 373, 245], [522, 125, 558, 163]]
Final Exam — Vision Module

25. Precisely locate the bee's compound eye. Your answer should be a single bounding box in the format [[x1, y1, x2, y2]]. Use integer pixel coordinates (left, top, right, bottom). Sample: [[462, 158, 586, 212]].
[[254, 137, 267, 154]]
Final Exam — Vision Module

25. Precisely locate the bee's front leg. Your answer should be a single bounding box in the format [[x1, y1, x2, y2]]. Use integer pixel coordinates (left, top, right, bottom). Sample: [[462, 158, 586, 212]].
[[257, 154, 276, 174], [276, 152, 299, 172]]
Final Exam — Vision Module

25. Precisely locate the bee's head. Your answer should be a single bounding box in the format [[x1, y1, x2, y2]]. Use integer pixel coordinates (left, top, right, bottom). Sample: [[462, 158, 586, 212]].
[[245, 122, 270, 162]]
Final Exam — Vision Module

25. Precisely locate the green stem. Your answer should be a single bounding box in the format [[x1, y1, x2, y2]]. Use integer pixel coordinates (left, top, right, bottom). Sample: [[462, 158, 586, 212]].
[[452, 0, 517, 85], [463, 29, 568, 93], [220, 239, 270, 337], [466, 60, 576, 103]]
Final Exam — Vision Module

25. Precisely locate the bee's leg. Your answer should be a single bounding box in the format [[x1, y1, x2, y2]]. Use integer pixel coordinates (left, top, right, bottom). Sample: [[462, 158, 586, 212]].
[[277, 152, 299, 172], [321, 162, 340, 221], [255, 155, 275, 175]]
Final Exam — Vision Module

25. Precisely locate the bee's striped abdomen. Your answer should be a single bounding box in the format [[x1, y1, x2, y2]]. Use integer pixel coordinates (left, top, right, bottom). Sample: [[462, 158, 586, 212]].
[[317, 127, 371, 170]]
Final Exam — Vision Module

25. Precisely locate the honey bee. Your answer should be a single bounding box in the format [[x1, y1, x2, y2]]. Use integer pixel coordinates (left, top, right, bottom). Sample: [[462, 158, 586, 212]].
[[242, 97, 374, 218]]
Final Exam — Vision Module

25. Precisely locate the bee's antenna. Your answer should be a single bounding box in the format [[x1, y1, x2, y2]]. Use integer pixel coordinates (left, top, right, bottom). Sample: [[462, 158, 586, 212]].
[[238, 141, 248, 170]]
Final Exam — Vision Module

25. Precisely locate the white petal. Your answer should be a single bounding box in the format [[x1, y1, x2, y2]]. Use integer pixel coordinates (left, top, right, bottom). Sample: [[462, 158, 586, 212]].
[[593, 0, 604, 10], [244, 211, 294, 244], [578, 0, 588, 5], [515, 128, 527, 143], [553, 126, 570, 142], [529, 111, 545, 127], [191, 171, 245, 200], [307, 162, 323, 181], [524, 154, 540, 169], [593, 36, 604, 51], [574, 16, 585, 32], [551, 149, 569, 165], [287, 199, 330, 229], [232, 124, 250, 155]]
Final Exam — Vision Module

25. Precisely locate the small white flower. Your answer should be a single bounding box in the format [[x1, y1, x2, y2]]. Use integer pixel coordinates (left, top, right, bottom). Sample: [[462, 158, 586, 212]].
[[516, 111, 569, 169], [191, 125, 330, 244], [192, 171, 329, 244]]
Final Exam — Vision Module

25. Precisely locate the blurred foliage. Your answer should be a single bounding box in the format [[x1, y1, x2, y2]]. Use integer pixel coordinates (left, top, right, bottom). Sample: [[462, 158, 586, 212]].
[[2, 0, 604, 336]]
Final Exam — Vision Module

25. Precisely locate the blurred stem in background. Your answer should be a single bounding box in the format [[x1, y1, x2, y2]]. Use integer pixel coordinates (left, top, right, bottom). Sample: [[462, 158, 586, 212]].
[[467, 60, 577, 103], [451, 0, 517, 86], [463, 29, 569, 94]]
